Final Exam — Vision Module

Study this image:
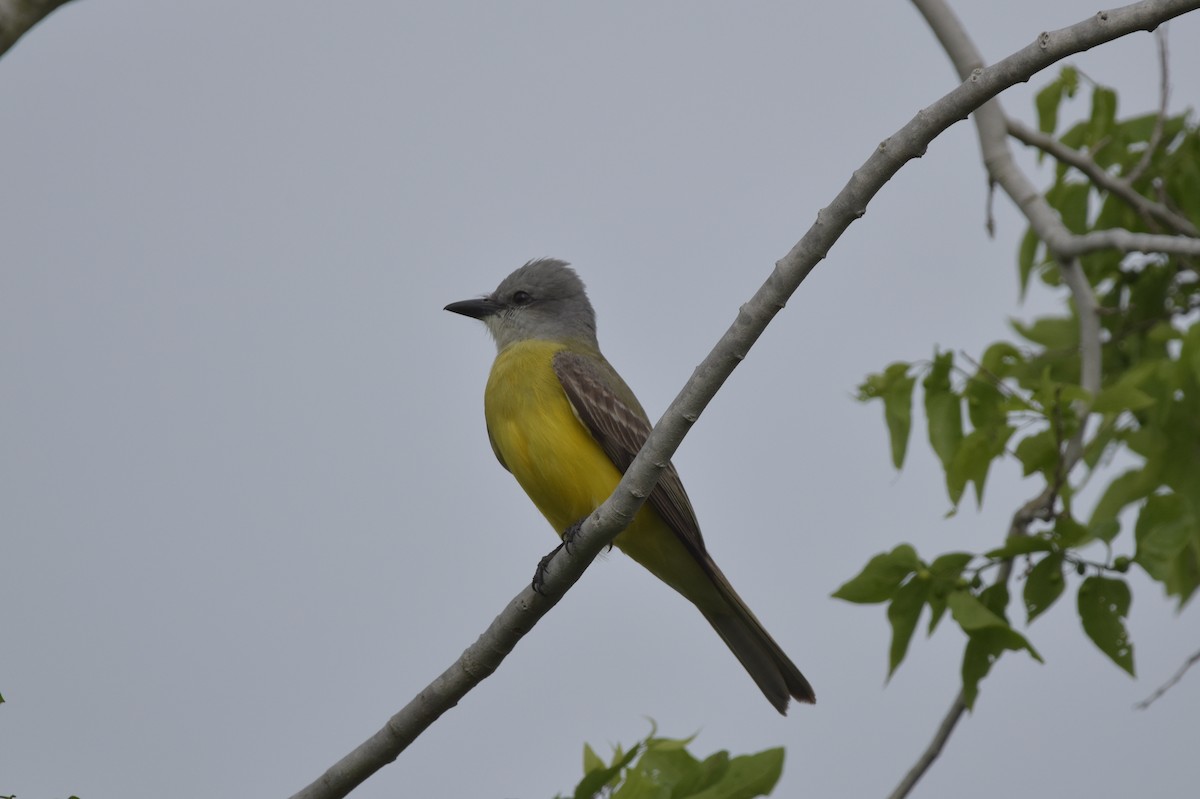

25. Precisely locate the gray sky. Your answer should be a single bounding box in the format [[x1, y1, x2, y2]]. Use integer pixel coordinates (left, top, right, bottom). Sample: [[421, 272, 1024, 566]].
[[3, 2, 1198, 797]]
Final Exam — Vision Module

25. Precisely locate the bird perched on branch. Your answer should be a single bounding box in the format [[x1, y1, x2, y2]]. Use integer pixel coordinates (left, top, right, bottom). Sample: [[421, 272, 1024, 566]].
[[446, 258, 814, 714]]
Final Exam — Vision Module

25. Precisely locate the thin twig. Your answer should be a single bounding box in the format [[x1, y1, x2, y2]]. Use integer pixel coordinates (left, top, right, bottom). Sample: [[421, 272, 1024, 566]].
[[1126, 26, 1171, 184], [886, 694, 968, 799], [1134, 647, 1200, 709], [1060, 258, 1102, 463]]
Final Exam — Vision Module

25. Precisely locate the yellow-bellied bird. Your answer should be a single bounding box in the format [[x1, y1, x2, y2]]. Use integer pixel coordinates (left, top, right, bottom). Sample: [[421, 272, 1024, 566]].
[[445, 258, 814, 714]]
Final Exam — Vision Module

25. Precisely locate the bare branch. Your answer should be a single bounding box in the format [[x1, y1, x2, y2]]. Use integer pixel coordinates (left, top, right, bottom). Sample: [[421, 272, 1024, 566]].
[[1061, 258, 1103, 427], [0, 0, 75, 58], [1050, 227, 1200, 257], [886, 694, 968, 799], [1135, 646, 1200, 709], [1007, 117, 1200, 237], [1126, 26, 1172, 184], [914, 0, 1199, 258], [291, 3, 1200, 797]]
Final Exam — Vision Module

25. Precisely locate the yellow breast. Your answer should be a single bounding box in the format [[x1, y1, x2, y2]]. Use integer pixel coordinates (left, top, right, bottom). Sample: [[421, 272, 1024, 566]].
[[484, 340, 624, 534]]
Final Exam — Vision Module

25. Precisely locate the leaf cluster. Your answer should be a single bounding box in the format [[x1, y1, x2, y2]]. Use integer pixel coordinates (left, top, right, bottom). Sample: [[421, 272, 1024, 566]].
[[559, 729, 784, 799], [844, 69, 1200, 705]]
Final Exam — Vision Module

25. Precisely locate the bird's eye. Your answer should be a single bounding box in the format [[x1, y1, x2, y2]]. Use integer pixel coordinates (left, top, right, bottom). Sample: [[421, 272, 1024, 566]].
[[512, 290, 532, 305]]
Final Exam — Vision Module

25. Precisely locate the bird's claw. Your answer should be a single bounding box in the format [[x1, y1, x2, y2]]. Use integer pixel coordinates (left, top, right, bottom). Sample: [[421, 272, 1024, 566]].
[[531, 541, 565, 595], [561, 520, 585, 555]]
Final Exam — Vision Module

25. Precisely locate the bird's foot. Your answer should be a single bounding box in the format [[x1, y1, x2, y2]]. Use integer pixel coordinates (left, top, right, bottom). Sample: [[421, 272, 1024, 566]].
[[561, 519, 585, 555], [531, 541, 565, 596]]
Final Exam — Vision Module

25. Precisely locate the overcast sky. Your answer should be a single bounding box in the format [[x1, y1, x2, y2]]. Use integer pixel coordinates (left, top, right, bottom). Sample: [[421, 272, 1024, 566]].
[[3, 2, 1199, 797]]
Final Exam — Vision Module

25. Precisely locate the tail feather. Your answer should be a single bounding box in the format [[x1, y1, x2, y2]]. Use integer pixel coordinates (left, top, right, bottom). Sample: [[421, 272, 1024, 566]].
[[701, 566, 815, 714]]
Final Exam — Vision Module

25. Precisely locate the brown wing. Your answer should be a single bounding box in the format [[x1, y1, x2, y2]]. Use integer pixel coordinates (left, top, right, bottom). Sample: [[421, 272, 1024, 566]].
[[552, 350, 710, 562]]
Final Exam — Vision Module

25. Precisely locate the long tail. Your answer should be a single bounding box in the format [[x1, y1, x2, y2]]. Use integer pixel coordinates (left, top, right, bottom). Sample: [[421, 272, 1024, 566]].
[[701, 564, 815, 714]]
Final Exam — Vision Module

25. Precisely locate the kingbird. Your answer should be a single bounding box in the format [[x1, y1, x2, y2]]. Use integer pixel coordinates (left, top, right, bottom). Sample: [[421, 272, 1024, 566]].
[[445, 258, 815, 714]]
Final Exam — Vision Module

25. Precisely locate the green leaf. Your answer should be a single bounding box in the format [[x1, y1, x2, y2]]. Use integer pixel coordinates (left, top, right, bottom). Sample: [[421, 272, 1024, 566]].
[[583, 744, 605, 775], [688, 748, 784, 799], [952, 588, 1043, 708], [947, 425, 1015, 507], [1087, 85, 1118, 149], [1118, 111, 1164, 143], [948, 589, 1009, 631], [925, 552, 974, 634], [1090, 384, 1156, 414], [832, 545, 922, 604], [1018, 228, 1041, 299], [1090, 467, 1156, 533], [574, 744, 642, 799], [1045, 180, 1090, 234], [1014, 428, 1059, 478], [1010, 315, 1080, 350], [883, 364, 916, 469], [1035, 83, 1061, 135], [977, 582, 1011, 616], [858, 363, 916, 469], [924, 350, 964, 472], [1060, 66, 1079, 95], [692, 751, 732, 795], [964, 373, 1006, 430], [980, 342, 1024, 378], [960, 624, 1047, 709], [950, 589, 1042, 657], [1036, 75, 1063, 134], [887, 576, 930, 678], [985, 535, 1054, 559], [929, 552, 974, 579], [616, 746, 699, 799], [1077, 576, 1135, 675], [960, 629, 1009, 709], [1032, 67, 1078, 136], [1134, 493, 1200, 605], [1184, 323, 1200, 388], [926, 592, 948, 635], [1024, 552, 1066, 623], [1054, 513, 1090, 548]]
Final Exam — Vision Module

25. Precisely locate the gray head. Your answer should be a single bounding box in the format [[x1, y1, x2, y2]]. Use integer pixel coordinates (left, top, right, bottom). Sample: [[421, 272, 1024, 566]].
[[444, 258, 599, 351]]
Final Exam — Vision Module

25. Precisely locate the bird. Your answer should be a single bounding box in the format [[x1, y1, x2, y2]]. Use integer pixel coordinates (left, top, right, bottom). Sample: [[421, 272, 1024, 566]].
[[445, 258, 814, 714]]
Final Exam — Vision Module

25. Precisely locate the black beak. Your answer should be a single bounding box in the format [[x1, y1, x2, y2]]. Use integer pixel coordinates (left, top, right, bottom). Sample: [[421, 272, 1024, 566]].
[[444, 297, 501, 320]]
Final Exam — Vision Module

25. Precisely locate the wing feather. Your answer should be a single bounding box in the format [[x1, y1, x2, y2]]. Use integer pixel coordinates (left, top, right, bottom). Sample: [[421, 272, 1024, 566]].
[[552, 350, 709, 562]]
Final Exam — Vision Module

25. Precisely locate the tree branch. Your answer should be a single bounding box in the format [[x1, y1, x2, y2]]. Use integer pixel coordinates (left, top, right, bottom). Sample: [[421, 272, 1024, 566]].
[[914, 0, 1199, 256], [290, 2, 1200, 797], [1135, 646, 1200, 709], [1125, 26, 1171, 184], [0, 0, 75, 58], [1007, 116, 1199, 237], [886, 694, 968, 799]]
